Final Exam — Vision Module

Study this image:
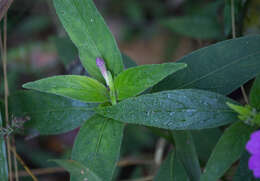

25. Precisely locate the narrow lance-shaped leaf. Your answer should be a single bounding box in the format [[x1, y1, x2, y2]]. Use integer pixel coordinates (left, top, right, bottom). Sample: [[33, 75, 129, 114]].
[[71, 114, 124, 181], [154, 150, 189, 181], [172, 131, 201, 181], [97, 89, 237, 130], [53, 0, 124, 82], [23, 75, 109, 103], [152, 35, 260, 95], [114, 63, 186, 100], [9, 91, 97, 135], [52, 159, 102, 181], [250, 74, 260, 110], [0, 109, 8, 180], [201, 121, 255, 181]]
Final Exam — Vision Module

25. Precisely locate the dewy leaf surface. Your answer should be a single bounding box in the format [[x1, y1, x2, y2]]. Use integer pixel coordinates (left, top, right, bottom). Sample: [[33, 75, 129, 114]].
[[0, 110, 8, 180], [72, 114, 124, 181], [52, 159, 102, 181], [114, 63, 186, 100], [53, 0, 124, 82], [9, 91, 97, 135], [97, 89, 237, 130], [23, 75, 109, 103], [154, 151, 189, 181], [152, 35, 260, 95], [201, 121, 255, 181], [250, 74, 260, 110]]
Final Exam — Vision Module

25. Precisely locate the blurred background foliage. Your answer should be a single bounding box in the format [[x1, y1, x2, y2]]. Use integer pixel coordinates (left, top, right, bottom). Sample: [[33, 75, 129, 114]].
[[0, 0, 260, 180]]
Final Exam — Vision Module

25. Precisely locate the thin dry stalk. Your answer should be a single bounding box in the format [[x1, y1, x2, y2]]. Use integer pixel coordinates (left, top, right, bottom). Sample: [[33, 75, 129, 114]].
[[10, 146, 38, 181], [0, 14, 13, 181], [231, 0, 249, 104]]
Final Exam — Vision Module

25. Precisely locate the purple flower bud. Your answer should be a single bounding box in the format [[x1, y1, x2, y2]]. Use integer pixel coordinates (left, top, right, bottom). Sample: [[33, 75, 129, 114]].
[[96, 57, 109, 85], [246, 130, 260, 178]]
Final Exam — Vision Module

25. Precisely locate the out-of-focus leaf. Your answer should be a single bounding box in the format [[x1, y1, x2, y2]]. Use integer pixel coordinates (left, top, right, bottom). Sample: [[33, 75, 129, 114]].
[[191, 128, 221, 163], [250, 75, 260, 110], [53, 36, 78, 66], [23, 75, 109, 103], [53, 0, 124, 82], [152, 35, 260, 95], [72, 115, 124, 181], [154, 151, 189, 181], [201, 121, 255, 181], [172, 131, 200, 181], [161, 16, 223, 39], [233, 151, 260, 181], [9, 91, 97, 135], [52, 159, 102, 181], [97, 89, 237, 130], [114, 63, 186, 100], [224, 0, 245, 36], [0, 110, 8, 180]]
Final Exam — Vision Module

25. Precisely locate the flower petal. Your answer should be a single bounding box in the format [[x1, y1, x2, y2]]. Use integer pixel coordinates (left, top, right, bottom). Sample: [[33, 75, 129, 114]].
[[246, 130, 260, 155]]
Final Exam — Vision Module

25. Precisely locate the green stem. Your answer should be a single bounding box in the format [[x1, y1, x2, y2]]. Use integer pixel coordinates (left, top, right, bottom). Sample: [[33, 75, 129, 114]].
[[107, 71, 117, 105]]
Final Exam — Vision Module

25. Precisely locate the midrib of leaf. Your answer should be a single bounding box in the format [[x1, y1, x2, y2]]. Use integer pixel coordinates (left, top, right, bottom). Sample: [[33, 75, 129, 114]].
[[94, 119, 108, 160], [177, 49, 260, 89]]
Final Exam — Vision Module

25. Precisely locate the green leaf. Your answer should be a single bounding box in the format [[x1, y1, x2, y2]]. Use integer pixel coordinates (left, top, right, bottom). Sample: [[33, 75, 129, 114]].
[[233, 151, 260, 181], [114, 63, 186, 100], [250, 74, 260, 110], [23, 75, 109, 103], [0, 110, 8, 181], [72, 115, 124, 181], [172, 131, 200, 181], [191, 128, 221, 163], [201, 121, 255, 181], [154, 151, 189, 181], [152, 35, 260, 95], [9, 90, 96, 135], [52, 159, 102, 181], [97, 89, 237, 130], [161, 16, 223, 39], [53, 0, 124, 82]]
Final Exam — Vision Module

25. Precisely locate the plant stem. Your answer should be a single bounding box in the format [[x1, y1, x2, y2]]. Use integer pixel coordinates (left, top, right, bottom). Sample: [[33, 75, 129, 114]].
[[231, 0, 249, 104]]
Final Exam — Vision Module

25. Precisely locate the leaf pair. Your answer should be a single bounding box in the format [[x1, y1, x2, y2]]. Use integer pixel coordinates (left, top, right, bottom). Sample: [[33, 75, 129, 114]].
[[23, 63, 187, 103]]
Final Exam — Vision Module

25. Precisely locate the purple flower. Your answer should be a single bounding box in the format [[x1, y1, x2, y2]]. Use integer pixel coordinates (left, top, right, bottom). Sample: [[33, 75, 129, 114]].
[[246, 130, 260, 178], [96, 57, 109, 85]]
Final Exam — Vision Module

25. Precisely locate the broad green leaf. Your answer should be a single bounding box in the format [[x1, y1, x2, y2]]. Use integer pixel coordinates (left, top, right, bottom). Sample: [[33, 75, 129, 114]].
[[154, 151, 189, 181], [53, 0, 124, 82], [52, 159, 102, 181], [72, 115, 124, 181], [23, 75, 109, 103], [250, 75, 260, 110], [115, 63, 186, 100], [201, 121, 255, 181], [0, 110, 8, 181], [191, 128, 221, 163], [161, 16, 223, 39], [9, 91, 96, 135], [233, 151, 260, 181], [152, 35, 260, 95], [97, 89, 237, 130], [172, 131, 200, 181]]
